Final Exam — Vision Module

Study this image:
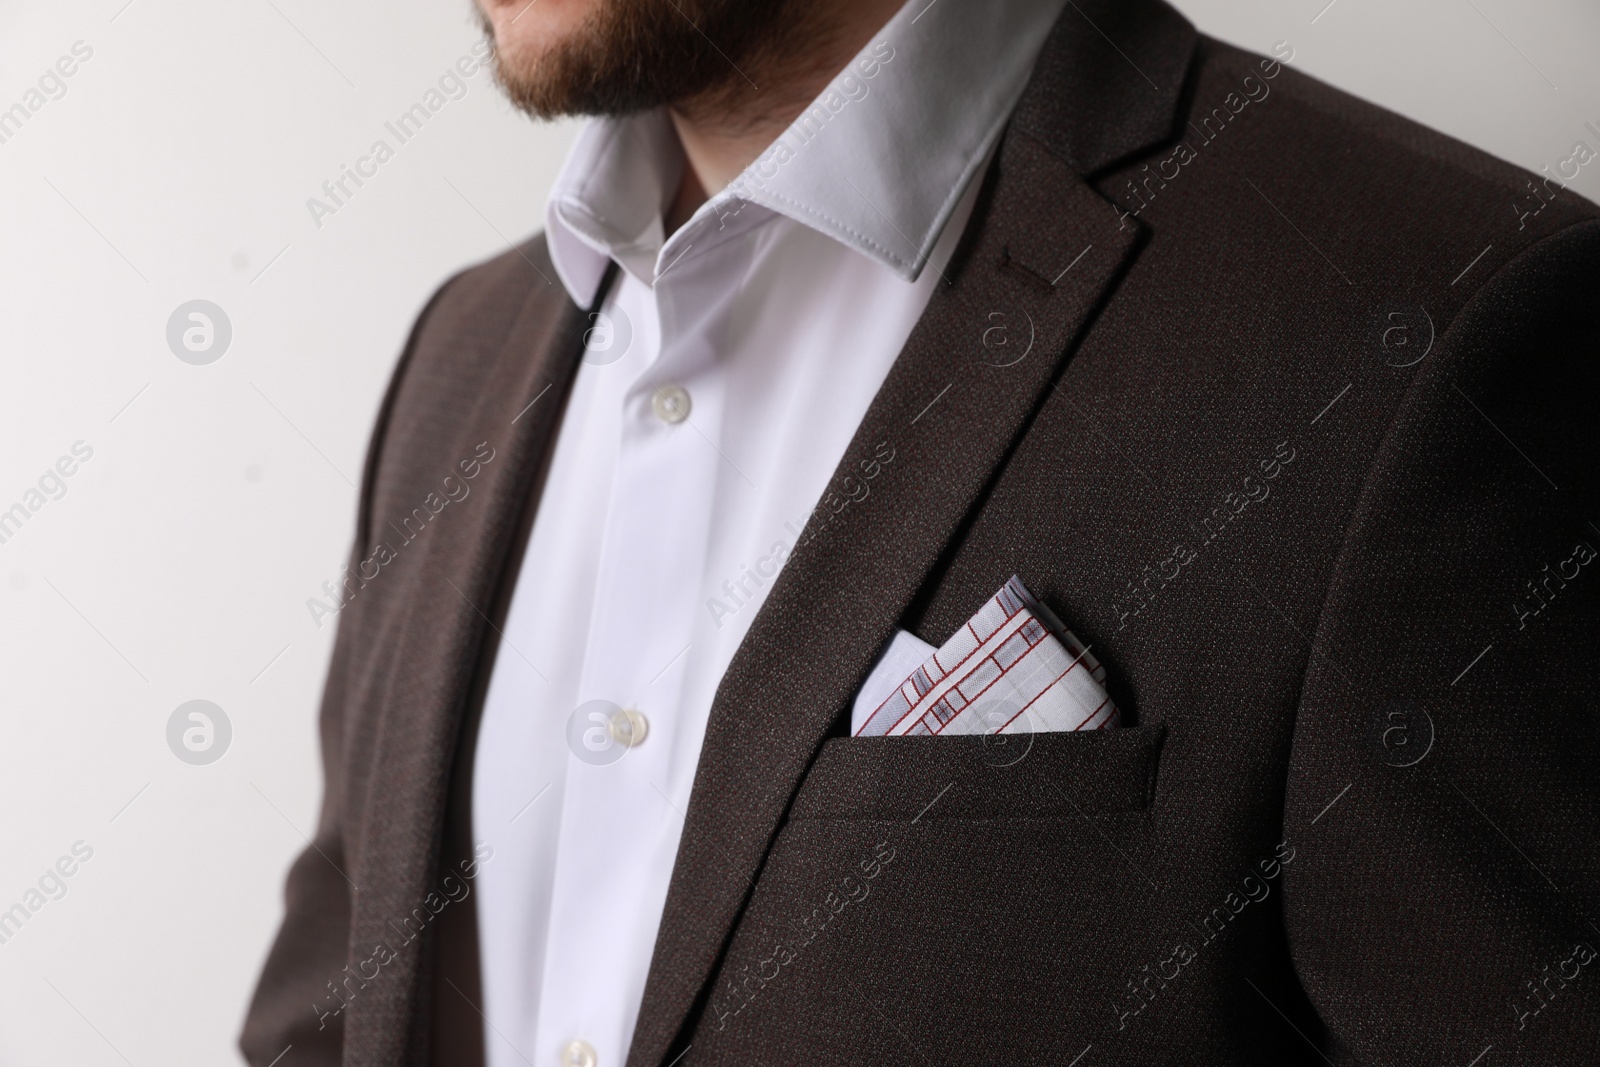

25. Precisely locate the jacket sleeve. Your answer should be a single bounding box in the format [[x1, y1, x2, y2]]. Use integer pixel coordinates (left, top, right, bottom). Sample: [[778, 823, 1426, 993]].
[[1282, 218, 1600, 1065], [238, 276, 459, 1067], [238, 624, 360, 1066]]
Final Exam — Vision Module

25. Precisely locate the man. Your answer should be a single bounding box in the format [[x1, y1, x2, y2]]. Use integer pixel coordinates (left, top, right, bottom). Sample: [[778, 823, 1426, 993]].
[[242, 0, 1600, 1063]]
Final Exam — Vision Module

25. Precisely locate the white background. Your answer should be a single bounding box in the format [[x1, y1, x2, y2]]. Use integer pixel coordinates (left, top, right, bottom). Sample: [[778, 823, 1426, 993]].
[[0, 0, 1595, 1062]]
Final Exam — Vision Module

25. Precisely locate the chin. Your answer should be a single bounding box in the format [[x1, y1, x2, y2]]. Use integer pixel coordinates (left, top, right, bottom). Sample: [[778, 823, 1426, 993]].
[[479, 0, 595, 73]]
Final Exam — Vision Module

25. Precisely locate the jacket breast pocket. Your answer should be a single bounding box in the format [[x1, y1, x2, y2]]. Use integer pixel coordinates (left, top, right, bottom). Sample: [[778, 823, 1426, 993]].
[[788, 722, 1166, 821], [690, 723, 1173, 1064]]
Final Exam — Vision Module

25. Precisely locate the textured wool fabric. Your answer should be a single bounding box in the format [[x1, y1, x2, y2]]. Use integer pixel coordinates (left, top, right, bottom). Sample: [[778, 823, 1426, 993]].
[[240, 1, 1600, 1064]]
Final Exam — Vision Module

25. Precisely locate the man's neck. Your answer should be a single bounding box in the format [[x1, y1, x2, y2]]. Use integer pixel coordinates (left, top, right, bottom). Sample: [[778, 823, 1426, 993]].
[[663, 0, 906, 234]]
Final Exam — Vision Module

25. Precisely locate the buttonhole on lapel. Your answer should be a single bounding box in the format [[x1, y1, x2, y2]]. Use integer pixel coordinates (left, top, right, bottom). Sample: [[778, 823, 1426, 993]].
[[1141, 723, 1168, 809], [999, 245, 1060, 292]]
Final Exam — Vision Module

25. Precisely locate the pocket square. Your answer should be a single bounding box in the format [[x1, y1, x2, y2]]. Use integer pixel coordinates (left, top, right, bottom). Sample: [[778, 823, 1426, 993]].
[[852, 575, 1118, 736]]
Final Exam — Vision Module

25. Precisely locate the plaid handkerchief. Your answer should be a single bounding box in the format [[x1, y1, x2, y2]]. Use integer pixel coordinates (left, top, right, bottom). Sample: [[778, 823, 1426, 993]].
[[853, 575, 1118, 737]]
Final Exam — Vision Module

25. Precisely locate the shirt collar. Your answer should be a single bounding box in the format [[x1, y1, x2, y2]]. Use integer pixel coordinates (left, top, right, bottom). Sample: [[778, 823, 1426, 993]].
[[545, 0, 1068, 305]]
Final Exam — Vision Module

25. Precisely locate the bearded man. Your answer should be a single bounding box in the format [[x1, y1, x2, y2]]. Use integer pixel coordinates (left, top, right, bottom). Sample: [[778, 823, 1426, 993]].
[[242, 1, 1600, 1065]]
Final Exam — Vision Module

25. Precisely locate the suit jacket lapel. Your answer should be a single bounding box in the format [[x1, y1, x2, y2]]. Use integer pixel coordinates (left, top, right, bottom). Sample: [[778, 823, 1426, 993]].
[[626, 5, 1197, 1061], [625, 138, 1137, 1067]]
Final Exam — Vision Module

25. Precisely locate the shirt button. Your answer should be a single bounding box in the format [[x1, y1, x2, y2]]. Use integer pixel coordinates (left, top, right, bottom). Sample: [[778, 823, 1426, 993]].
[[651, 385, 691, 424], [609, 707, 649, 748], [560, 1039, 598, 1067]]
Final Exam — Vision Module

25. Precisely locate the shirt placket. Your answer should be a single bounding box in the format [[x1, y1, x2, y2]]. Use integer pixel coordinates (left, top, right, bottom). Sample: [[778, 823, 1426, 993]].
[[533, 227, 745, 1067]]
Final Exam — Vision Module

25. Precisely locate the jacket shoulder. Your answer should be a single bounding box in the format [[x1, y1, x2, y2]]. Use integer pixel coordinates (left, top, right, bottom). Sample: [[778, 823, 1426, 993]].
[[1191, 37, 1599, 229], [350, 232, 575, 546], [416, 232, 569, 353], [390, 230, 571, 416]]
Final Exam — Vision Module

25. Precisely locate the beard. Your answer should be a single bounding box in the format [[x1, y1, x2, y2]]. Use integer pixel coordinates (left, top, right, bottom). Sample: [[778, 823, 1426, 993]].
[[480, 0, 831, 126]]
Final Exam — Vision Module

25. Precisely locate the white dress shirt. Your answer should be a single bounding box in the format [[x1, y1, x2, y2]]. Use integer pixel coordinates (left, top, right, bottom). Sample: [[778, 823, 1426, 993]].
[[470, 2, 1067, 1065]]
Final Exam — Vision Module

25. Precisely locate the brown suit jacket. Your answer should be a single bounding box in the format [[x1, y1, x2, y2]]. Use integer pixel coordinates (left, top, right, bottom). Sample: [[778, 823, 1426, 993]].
[[241, 2, 1600, 1064]]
